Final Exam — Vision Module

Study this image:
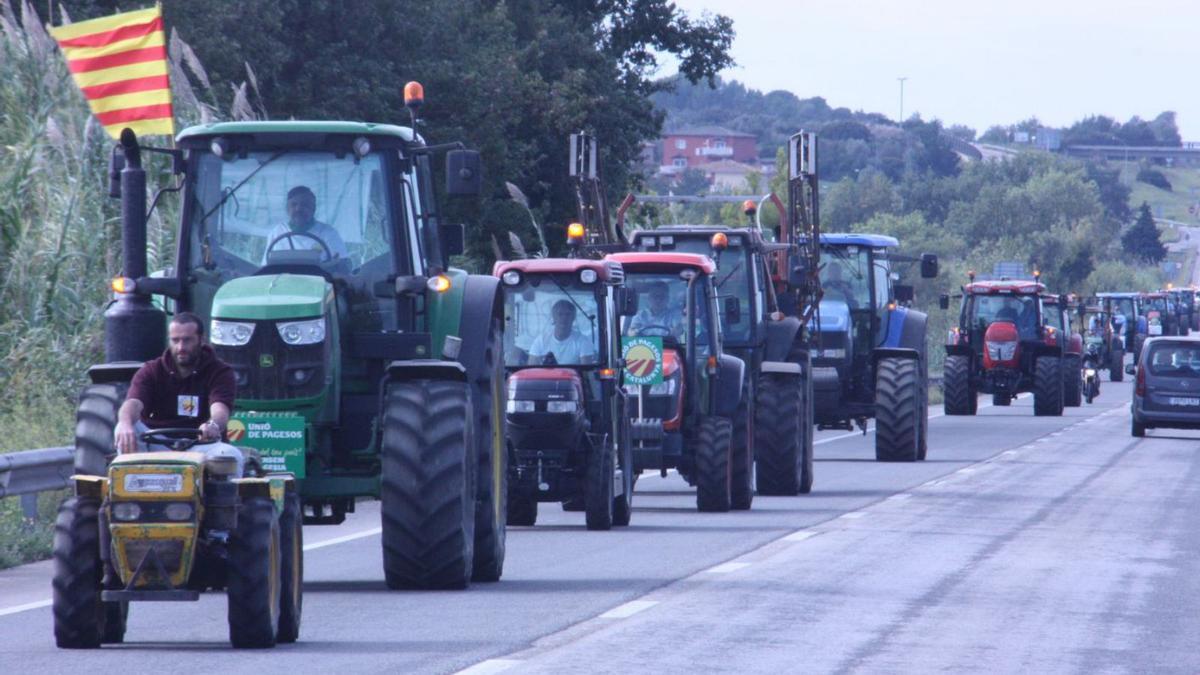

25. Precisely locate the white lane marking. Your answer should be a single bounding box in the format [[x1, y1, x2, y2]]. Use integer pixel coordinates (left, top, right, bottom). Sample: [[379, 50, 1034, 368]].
[[957, 467, 976, 475], [705, 562, 751, 574], [839, 512, 866, 520], [0, 599, 51, 618], [454, 659, 523, 675], [303, 527, 382, 551], [599, 600, 659, 619], [888, 493, 912, 502], [783, 530, 817, 542]]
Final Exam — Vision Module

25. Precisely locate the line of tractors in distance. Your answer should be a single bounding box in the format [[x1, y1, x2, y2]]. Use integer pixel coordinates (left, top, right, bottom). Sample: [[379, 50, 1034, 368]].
[[73, 82, 1158, 650]]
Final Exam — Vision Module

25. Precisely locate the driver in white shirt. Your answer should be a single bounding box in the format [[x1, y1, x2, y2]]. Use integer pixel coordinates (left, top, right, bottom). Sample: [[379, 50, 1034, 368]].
[[529, 300, 596, 365], [262, 185, 349, 263]]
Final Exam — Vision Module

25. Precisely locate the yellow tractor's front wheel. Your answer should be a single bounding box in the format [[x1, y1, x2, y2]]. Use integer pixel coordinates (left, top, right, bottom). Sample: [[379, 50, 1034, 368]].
[[227, 496, 281, 648]]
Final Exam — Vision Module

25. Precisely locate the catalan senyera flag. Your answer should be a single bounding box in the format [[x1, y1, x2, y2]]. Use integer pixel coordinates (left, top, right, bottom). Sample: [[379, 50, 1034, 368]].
[[48, 5, 174, 139]]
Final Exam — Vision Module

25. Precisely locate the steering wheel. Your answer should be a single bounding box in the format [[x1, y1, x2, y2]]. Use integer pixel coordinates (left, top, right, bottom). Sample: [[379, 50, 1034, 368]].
[[265, 230, 334, 262], [633, 323, 674, 337], [139, 427, 217, 452]]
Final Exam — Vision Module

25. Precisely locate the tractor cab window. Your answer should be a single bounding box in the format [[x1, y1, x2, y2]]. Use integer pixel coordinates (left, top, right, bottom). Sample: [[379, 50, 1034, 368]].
[[669, 237, 753, 342], [1043, 302, 1063, 331], [623, 272, 711, 354], [1145, 296, 1168, 313], [190, 150, 395, 275], [819, 246, 871, 310], [967, 294, 1040, 340], [503, 275, 600, 367], [1111, 297, 1135, 320]]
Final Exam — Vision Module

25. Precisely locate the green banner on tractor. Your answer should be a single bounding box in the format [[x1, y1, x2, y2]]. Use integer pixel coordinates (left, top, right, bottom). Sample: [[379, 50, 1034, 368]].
[[227, 412, 306, 478], [622, 336, 664, 386]]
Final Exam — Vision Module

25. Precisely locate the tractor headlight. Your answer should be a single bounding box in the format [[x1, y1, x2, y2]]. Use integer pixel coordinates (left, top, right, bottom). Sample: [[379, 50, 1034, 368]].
[[277, 318, 326, 345], [163, 503, 194, 521], [546, 400, 578, 413], [112, 502, 142, 521], [211, 320, 255, 346], [506, 400, 535, 413]]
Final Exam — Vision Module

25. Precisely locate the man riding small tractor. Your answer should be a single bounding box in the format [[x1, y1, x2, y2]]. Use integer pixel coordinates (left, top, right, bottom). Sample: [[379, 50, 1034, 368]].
[[1078, 301, 1124, 382], [494, 257, 637, 529], [941, 273, 1065, 416], [54, 432, 301, 649], [606, 251, 745, 512]]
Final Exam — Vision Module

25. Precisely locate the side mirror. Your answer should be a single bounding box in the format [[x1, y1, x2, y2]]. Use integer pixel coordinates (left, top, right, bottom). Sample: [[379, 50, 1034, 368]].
[[939, 294, 950, 310], [1125, 364, 1136, 375], [616, 287, 639, 317], [439, 223, 465, 257], [724, 296, 742, 324], [920, 253, 939, 279], [108, 144, 125, 199], [894, 284, 914, 304], [446, 149, 482, 196]]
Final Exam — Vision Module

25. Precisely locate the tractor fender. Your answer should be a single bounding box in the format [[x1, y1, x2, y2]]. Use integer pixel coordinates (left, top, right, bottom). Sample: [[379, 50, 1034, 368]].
[[882, 306, 928, 354], [762, 315, 804, 363], [86, 361, 142, 384], [456, 274, 503, 386], [384, 359, 468, 383], [713, 354, 745, 418], [872, 347, 921, 365], [944, 343, 973, 357], [760, 361, 802, 375]]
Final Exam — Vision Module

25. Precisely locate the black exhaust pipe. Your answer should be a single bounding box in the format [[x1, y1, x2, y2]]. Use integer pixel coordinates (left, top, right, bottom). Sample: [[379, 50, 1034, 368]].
[[103, 128, 166, 364]]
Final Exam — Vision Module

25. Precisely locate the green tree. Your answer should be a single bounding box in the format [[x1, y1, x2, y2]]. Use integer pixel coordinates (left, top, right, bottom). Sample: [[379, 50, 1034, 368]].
[[1122, 202, 1166, 262]]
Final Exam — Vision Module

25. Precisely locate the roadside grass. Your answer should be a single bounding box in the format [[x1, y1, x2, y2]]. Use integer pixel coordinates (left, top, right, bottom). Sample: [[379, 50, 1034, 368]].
[[0, 398, 74, 569], [1123, 164, 1200, 224]]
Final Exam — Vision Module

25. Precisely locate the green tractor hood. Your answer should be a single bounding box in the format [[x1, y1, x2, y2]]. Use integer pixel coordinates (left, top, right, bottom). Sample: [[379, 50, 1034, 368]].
[[212, 274, 330, 321]]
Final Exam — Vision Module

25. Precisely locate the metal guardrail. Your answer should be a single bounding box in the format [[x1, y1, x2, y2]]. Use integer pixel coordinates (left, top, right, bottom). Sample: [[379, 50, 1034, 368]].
[[0, 447, 73, 499]]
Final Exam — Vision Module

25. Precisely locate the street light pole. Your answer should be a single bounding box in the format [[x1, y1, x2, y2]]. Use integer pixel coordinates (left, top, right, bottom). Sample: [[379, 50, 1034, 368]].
[[897, 77, 908, 124]]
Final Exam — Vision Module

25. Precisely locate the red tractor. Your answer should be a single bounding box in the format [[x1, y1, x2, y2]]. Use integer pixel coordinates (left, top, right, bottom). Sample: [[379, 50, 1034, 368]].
[[941, 276, 1065, 416], [1041, 293, 1085, 407]]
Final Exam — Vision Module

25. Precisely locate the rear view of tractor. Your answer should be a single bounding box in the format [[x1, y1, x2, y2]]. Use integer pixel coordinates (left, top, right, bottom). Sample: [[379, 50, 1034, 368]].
[[1042, 294, 1084, 407], [941, 274, 1064, 416], [1097, 292, 1142, 366], [73, 85, 508, 591], [1079, 301, 1124, 382], [495, 258, 637, 529]]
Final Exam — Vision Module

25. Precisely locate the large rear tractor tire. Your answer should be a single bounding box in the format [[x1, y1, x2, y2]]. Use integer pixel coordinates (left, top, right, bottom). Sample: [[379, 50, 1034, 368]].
[[1033, 357, 1065, 417], [74, 383, 127, 476], [1133, 335, 1146, 365], [276, 491, 303, 644], [52, 497, 106, 649], [584, 441, 615, 531], [381, 379, 475, 590], [471, 317, 507, 582], [730, 380, 754, 510], [695, 416, 732, 512], [1063, 354, 1083, 407], [1110, 349, 1124, 382], [943, 355, 976, 415], [875, 357, 920, 462], [227, 496, 281, 649], [753, 373, 804, 496]]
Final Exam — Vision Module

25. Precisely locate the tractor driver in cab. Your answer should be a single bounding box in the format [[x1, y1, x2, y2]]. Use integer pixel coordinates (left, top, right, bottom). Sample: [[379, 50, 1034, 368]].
[[262, 185, 349, 263], [113, 312, 246, 476], [529, 299, 596, 365], [629, 281, 683, 339], [822, 261, 858, 308]]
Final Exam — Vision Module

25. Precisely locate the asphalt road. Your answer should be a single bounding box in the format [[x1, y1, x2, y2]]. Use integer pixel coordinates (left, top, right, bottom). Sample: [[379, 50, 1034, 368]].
[[3, 378, 1197, 673]]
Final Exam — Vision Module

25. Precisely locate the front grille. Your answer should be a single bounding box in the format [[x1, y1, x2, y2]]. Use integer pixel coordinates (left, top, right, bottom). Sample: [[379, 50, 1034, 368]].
[[120, 539, 185, 586], [216, 320, 327, 400]]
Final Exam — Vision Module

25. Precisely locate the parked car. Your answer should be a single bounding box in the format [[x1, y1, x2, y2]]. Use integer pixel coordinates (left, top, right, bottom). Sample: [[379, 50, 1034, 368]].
[[1130, 336, 1200, 437]]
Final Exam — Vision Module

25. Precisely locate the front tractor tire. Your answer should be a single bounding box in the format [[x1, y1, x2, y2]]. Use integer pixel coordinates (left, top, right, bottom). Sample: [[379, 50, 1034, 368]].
[[695, 416, 732, 512], [227, 496, 282, 649], [942, 355, 976, 415], [276, 492, 303, 644], [52, 497, 106, 649], [470, 317, 507, 582], [1033, 356, 1065, 417], [730, 381, 754, 510], [875, 357, 921, 462], [381, 379, 476, 590], [753, 373, 805, 495], [584, 441, 615, 531], [1110, 349, 1124, 382], [74, 383, 128, 476], [1063, 354, 1083, 407]]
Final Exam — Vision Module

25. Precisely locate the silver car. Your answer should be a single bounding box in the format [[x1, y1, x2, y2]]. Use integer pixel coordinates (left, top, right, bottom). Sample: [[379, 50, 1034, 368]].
[[1131, 337, 1200, 436]]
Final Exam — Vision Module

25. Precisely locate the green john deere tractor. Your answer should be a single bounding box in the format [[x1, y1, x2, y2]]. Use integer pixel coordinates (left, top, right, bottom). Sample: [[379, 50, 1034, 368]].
[[73, 88, 507, 590]]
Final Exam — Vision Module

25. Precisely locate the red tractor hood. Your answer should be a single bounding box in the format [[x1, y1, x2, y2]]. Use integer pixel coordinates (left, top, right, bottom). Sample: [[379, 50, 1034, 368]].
[[983, 321, 1021, 369]]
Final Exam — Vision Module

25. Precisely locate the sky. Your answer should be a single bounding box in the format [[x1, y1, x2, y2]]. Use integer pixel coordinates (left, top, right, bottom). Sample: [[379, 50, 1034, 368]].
[[670, 0, 1200, 140]]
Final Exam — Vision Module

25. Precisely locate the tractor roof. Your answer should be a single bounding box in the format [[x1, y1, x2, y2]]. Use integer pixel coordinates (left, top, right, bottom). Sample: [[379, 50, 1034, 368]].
[[606, 251, 716, 275], [492, 258, 622, 283], [177, 121, 416, 143], [816, 233, 899, 248], [1142, 291, 1169, 298], [963, 279, 1045, 295], [631, 227, 766, 248], [1096, 292, 1141, 298]]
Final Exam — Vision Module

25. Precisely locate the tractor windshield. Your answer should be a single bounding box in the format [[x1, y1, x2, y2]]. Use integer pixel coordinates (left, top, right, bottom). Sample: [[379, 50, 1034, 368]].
[[1043, 303, 1063, 331], [622, 272, 712, 354], [189, 150, 395, 274], [1110, 297, 1135, 319], [819, 246, 871, 310], [967, 294, 1040, 340], [668, 237, 753, 341], [1145, 296, 1168, 313], [503, 275, 600, 367]]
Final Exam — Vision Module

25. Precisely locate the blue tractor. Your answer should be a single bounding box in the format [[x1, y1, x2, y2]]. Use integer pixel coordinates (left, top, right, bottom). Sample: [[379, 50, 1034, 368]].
[[809, 234, 938, 461]]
